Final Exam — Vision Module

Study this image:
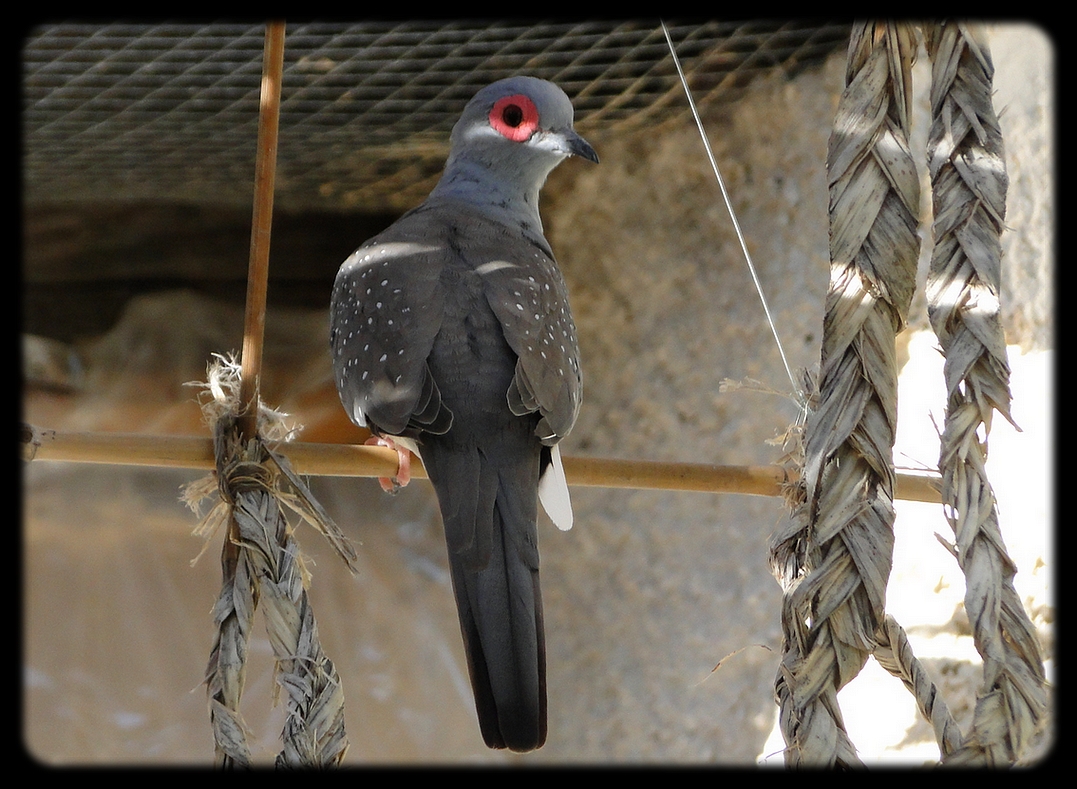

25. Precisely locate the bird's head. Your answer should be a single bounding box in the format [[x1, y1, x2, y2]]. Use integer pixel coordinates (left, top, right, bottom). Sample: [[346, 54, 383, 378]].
[[451, 76, 599, 166], [431, 76, 597, 233], [444, 77, 598, 187]]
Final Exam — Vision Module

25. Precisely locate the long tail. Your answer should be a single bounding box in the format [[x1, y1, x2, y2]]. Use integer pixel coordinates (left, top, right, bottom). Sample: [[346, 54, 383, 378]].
[[423, 439, 546, 752], [450, 496, 546, 751]]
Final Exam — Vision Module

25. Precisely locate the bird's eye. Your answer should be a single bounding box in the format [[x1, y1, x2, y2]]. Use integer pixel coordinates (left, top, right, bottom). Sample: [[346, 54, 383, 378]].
[[501, 104, 524, 127], [489, 94, 539, 142]]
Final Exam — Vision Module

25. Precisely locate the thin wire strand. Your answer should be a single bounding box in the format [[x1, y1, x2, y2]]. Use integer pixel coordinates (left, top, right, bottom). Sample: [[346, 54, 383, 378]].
[[661, 21, 803, 406]]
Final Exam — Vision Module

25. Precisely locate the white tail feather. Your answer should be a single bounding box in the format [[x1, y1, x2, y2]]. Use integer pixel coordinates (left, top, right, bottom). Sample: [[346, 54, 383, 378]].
[[538, 444, 573, 531]]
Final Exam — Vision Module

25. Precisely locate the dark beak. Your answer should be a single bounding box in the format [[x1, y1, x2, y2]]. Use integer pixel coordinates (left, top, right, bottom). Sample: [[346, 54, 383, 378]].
[[564, 129, 599, 164]]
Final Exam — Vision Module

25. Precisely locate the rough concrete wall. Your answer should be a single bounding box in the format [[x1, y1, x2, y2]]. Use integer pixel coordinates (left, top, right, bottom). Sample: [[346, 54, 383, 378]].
[[989, 24, 1054, 351], [534, 54, 839, 761]]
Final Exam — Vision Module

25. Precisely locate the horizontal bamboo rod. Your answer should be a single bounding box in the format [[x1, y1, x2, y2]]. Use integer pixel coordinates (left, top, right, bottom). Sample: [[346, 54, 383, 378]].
[[20, 425, 942, 503]]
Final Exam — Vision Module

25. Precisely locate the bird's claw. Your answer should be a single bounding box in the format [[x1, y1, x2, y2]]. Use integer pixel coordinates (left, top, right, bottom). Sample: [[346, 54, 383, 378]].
[[365, 435, 411, 494]]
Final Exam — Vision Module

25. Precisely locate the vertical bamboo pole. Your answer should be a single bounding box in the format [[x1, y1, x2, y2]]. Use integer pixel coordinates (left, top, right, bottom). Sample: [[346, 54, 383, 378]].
[[237, 21, 286, 440]]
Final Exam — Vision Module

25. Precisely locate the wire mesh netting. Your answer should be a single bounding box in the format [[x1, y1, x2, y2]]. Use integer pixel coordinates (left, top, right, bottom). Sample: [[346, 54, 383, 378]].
[[23, 20, 851, 213]]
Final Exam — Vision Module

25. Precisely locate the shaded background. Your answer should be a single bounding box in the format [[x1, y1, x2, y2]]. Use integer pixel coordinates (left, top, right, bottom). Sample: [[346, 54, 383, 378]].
[[22, 21, 1053, 764]]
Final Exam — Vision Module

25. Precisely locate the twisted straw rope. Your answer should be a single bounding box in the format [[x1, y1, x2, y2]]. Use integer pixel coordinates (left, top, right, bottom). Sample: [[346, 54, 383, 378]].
[[769, 22, 920, 767], [923, 22, 1047, 765], [873, 614, 963, 758], [188, 356, 355, 767]]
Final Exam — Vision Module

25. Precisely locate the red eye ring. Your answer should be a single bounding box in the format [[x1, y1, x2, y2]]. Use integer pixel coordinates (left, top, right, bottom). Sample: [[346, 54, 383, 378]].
[[489, 94, 539, 142]]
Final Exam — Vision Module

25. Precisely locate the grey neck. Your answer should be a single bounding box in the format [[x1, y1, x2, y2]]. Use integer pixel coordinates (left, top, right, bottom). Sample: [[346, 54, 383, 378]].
[[429, 151, 558, 238]]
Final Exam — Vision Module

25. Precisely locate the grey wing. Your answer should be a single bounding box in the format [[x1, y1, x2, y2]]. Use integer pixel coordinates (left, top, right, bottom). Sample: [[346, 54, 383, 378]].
[[330, 229, 450, 437], [478, 240, 582, 445]]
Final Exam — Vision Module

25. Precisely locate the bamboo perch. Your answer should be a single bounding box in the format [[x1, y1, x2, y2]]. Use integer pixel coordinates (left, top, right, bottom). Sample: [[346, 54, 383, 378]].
[[21, 424, 942, 503]]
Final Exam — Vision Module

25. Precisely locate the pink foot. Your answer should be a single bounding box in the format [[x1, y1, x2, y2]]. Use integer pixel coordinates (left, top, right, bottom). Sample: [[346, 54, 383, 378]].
[[364, 435, 411, 493]]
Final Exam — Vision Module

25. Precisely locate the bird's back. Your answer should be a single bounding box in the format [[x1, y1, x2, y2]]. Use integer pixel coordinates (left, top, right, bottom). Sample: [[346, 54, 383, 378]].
[[332, 198, 556, 750], [403, 200, 552, 750]]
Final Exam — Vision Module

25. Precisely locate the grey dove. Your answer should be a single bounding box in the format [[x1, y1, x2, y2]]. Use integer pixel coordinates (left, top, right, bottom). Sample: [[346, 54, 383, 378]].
[[330, 76, 597, 752]]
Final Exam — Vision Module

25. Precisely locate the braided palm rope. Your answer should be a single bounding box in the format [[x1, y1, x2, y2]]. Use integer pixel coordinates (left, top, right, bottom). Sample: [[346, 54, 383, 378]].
[[186, 356, 356, 767], [923, 22, 1047, 765], [769, 22, 920, 767]]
